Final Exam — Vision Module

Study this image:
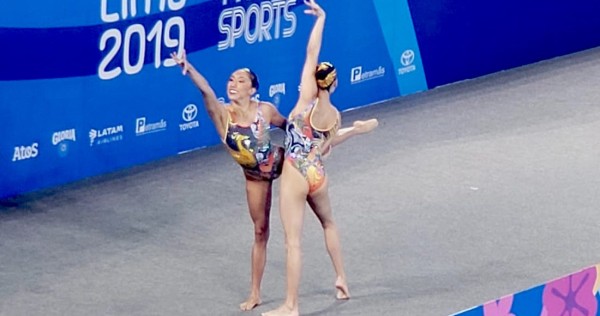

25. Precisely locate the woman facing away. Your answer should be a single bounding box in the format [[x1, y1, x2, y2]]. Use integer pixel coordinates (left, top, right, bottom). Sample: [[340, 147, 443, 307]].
[[263, 1, 378, 315], [171, 50, 286, 311], [171, 49, 374, 311]]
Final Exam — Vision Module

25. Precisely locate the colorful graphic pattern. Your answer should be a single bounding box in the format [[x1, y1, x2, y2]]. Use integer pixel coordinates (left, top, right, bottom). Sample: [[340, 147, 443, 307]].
[[454, 265, 600, 316], [284, 100, 338, 193], [224, 104, 283, 181]]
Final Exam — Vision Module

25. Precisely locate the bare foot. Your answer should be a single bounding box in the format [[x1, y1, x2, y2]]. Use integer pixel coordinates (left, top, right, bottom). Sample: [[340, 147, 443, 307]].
[[240, 296, 261, 311], [335, 277, 350, 300], [261, 304, 298, 316], [352, 118, 378, 134]]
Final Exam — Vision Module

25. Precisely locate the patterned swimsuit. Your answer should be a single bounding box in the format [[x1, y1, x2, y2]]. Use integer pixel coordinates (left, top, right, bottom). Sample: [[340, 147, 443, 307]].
[[223, 103, 284, 181], [284, 99, 340, 193]]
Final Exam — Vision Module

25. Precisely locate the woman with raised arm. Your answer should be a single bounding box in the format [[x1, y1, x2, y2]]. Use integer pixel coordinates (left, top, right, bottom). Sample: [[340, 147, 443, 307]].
[[263, 1, 378, 315], [171, 50, 286, 311]]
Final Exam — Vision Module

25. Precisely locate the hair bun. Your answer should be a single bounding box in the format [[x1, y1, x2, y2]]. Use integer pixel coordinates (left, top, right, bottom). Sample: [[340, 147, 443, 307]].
[[315, 62, 336, 90]]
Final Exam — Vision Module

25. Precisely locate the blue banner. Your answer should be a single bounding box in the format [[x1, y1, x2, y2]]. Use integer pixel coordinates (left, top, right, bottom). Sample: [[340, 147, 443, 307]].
[[407, 0, 600, 88], [0, 0, 426, 198]]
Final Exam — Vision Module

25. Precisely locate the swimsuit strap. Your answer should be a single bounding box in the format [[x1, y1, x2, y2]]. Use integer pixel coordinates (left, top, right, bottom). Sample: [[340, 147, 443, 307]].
[[256, 102, 266, 125], [221, 108, 233, 143], [309, 98, 339, 133]]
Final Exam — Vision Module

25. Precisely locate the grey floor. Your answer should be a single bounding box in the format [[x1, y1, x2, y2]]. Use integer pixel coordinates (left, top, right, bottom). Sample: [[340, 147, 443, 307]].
[[2, 47, 600, 316]]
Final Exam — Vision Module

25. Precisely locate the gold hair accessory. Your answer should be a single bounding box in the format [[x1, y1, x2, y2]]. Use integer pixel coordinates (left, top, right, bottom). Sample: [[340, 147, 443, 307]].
[[317, 69, 337, 89]]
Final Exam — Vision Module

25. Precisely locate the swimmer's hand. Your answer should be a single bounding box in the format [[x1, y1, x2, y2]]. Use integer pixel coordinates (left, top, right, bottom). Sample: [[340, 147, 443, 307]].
[[304, 0, 325, 18], [170, 50, 189, 76]]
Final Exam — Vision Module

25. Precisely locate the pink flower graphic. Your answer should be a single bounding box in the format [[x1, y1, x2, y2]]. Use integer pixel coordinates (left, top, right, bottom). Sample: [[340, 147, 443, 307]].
[[542, 266, 598, 316], [483, 294, 515, 316]]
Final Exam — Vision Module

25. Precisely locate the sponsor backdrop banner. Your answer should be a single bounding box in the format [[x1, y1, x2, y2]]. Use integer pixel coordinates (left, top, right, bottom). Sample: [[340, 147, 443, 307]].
[[0, 0, 427, 199]]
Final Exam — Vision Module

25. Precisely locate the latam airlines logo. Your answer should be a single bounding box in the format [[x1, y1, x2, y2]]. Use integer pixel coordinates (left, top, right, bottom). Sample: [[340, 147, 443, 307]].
[[180, 104, 200, 131], [52, 128, 76, 157], [398, 49, 417, 75], [89, 125, 124, 146], [12, 142, 39, 162], [350, 66, 385, 84], [135, 117, 167, 136]]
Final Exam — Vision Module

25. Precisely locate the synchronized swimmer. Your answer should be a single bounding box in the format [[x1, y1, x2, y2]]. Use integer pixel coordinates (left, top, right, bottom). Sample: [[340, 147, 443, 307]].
[[172, 1, 377, 314]]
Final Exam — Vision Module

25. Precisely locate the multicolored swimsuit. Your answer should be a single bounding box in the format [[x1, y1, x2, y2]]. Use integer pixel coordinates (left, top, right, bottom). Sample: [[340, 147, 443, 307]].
[[223, 102, 284, 181], [284, 99, 340, 193]]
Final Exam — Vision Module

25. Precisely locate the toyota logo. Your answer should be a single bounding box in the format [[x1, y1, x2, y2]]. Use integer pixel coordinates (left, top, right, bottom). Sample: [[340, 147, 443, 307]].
[[401, 50, 415, 67], [182, 104, 198, 122]]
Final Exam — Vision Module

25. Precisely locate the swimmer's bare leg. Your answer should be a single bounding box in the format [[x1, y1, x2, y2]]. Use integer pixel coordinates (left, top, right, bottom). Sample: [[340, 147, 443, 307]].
[[240, 179, 273, 311], [323, 118, 379, 155]]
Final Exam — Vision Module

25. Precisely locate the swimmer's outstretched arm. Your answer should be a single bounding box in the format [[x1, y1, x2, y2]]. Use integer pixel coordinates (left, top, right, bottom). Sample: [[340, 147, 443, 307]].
[[297, 0, 326, 106], [171, 50, 228, 137]]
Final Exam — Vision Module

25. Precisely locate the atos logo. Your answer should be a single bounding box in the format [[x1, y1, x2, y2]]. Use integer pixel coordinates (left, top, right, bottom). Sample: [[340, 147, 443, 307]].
[[12, 142, 39, 162], [398, 49, 417, 75], [179, 104, 200, 131]]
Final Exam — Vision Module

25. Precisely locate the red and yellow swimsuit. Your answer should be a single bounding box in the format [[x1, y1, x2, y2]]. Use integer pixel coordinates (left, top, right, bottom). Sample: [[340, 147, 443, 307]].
[[284, 99, 340, 193]]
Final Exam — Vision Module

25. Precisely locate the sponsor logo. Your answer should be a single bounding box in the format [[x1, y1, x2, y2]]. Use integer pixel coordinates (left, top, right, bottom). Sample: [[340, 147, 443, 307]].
[[52, 129, 76, 145], [135, 117, 167, 136], [89, 125, 124, 146], [269, 83, 286, 106], [350, 66, 385, 84], [12, 142, 39, 162], [52, 128, 76, 157], [179, 104, 200, 131], [398, 49, 417, 75], [269, 83, 286, 97]]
